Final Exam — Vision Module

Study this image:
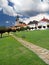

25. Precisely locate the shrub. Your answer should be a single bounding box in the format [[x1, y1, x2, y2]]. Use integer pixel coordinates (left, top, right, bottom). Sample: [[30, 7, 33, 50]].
[[6, 28, 12, 35], [22, 34, 26, 38], [0, 26, 6, 38]]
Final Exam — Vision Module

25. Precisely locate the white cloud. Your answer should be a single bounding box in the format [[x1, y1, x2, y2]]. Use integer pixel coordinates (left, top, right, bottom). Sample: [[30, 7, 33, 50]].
[[10, 0, 34, 11], [0, 7, 2, 11], [30, 13, 49, 21], [9, 0, 49, 17], [24, 13, 49, 24], [0, 0, 20, 16], [37, 2, 49, 12], [9, 0, 22, 6], [3, 5, 17, 16], [9, 0, 49, 12], [0, 0, 8, 7], [0, 0, 49, 16]]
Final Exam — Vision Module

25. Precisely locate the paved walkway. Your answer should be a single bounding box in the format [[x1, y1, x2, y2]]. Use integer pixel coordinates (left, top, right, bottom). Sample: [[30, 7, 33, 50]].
[[10, 34, 49, 65]]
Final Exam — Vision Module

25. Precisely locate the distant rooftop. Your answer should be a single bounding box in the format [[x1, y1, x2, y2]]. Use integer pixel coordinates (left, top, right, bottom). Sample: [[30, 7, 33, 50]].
[[40, 17, 49, 22]]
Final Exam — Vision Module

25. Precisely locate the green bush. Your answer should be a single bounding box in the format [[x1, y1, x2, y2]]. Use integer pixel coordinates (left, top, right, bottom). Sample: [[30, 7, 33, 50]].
[[22, 34, 26, 38]]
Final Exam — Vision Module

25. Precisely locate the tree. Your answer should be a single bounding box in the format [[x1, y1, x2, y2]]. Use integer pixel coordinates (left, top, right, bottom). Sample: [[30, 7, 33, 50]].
[[0, 26, 6, 38], [33, 20, 38, 29], [11, 29, 16, 32], [26, 26, 30, 30], [6, 28, 12, 35], [47, 25, 49, 28]]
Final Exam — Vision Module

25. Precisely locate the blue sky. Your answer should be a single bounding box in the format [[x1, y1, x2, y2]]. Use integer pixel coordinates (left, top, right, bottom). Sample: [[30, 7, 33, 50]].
[[0, 0, 49, 26]]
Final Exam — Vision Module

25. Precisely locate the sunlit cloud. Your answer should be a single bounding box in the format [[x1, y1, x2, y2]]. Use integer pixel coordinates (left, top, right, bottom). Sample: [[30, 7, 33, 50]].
[[0, 0, 49, 17], [24, 13, 49, 24], [6, 21, 9, 23], [37, 2, 49, 12]]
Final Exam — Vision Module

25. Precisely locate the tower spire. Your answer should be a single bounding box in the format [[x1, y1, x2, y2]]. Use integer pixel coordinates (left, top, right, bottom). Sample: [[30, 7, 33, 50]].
[[41, 0, 43, 2], [15, 15, 19, 26]]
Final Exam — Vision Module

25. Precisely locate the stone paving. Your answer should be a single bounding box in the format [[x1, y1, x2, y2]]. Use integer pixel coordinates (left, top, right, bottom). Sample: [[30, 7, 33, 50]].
[[10, 34, 49, 65]]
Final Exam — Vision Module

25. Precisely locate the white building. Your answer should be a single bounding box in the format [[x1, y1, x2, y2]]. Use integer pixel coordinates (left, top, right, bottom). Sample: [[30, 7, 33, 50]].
[[38, 17, 49, 30], [27, 17, 49, 30], [28, 20, 38, 30]]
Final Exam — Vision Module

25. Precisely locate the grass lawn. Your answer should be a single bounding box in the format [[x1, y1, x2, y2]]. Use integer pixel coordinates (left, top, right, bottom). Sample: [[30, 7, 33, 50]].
[[0, 34, 47, 65], [14, 30, 49, 50]]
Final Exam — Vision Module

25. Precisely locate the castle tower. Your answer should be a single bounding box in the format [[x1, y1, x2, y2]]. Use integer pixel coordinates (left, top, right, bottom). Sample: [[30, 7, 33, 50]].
[[15, 15, 19, 26], [41, 0, 48, 3], [41, 0, 43, 2]]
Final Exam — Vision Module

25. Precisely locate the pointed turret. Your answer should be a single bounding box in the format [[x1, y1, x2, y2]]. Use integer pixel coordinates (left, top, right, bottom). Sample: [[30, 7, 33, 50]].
[[15, 15, 20, 26]]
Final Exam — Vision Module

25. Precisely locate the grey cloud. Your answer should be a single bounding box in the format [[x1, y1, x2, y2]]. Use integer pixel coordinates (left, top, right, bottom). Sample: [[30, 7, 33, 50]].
[[0, 0, 49, 17]]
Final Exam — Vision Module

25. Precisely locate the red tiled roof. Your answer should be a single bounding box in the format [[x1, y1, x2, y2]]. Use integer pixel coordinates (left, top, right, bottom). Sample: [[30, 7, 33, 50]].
[[40, 17, 49, 22], [16, 23, 27, 27]]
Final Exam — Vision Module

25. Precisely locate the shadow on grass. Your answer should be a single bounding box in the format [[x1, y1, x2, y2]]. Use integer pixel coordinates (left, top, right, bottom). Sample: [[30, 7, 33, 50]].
[[0, 35, 9, 39]]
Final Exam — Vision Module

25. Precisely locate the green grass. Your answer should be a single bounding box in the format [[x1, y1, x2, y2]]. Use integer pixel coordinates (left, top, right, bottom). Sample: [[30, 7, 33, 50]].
[[14, 30, 49, 50], [0, 34, 47, 65]]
